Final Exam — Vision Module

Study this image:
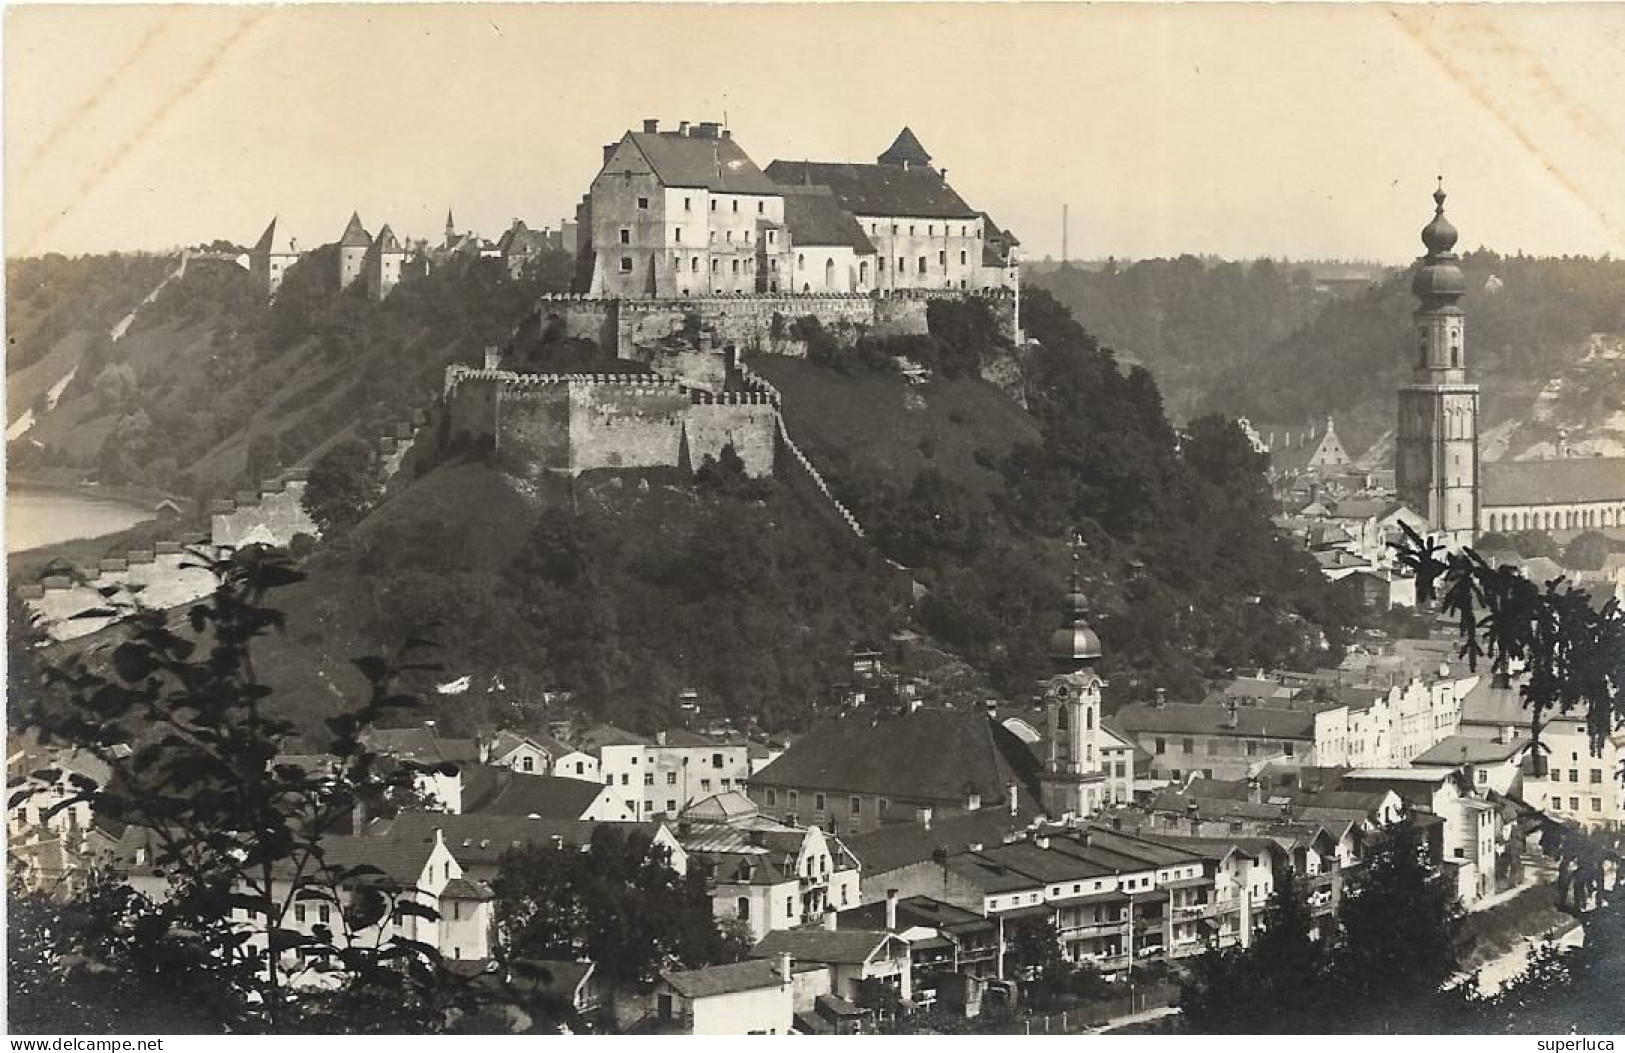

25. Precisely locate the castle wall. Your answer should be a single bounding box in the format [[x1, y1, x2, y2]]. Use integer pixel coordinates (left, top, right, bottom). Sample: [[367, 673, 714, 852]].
[[684, 401, 778, 477], [211, 481, 319, 548], [495, 386, 574, 474], [568, 382, 690, 472]]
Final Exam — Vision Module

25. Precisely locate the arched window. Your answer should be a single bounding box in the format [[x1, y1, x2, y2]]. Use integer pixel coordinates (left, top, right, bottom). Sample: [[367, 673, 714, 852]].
[[736, 897, 750, 919], [797, 254, 805, 270]]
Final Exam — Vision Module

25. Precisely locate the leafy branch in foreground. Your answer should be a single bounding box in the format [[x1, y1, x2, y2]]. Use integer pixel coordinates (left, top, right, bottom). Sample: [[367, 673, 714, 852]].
[[9, 545, 476, 1033]]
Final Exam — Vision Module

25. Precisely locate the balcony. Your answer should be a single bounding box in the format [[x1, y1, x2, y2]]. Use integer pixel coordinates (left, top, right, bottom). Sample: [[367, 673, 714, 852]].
[[801, 871, 830, 889]]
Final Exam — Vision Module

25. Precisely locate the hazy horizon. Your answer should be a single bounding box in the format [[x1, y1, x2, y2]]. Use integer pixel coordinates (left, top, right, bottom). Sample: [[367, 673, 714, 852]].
[[7, 3, 1624, 263]]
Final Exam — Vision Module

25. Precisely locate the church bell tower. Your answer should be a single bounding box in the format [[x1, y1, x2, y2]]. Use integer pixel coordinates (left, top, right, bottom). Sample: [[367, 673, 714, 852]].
[[1038, 545, 1109, 819], [1396, 180, 1480, 549]]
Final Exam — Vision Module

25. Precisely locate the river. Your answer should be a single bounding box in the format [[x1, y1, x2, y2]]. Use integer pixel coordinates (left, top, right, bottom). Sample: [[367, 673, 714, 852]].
[[6, 485, 155, 553]]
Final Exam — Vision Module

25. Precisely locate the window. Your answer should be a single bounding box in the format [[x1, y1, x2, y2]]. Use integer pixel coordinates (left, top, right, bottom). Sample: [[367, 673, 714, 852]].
[[692, 257, 699, 272], [891, 224, 898, 234], [725, 230, 732, 242], [731, 259, 738, 274], [1476, 769, 1488, 785], [879, 797, 890, 815], [788, 790, 799, 807], [815, 793, 826, 811], [766, 788, 778, 806], [712, 753, 724, 768], [620, 773, 629, 785], [1182, 738, 1194, 754], [673, 255, 682, 271], [898, 257, 906, 272], [1571, 797, 1581, 811], [522, 756, 535, 773], [939, 251, 947, 266], [918, 256, 927, 274], [701, 778, 711, 792], [878, 257, 885, 271], [785, 897, 795, 917], [757, 201, 765, 214], [851, 796, 862, 816], [1207, 740, 1219, 755], [721, 779, 731, 790], [643, 773, 654, 786], [909, 225, 916, 236], [637, 197, 649, 210], [737, 896, 750, 919], [1246, 742, 1259, 758], [1283, 742, 1296, 758], [1570, 769, 1581, 783], [619, 229, 631, 245], [797, 254, 805, 269], [711, 200, 717, 211], [960, 250, 968, 265], [658, 994, 674, 1021], [318, 905, 331, 924], [1592, 798, 1603, 812], [674, 228, 682, 243], [295, 904, 307, 924], [667, 799, 677, 812], [711, 259, 718, 273], [769, 231, 776, 244], [666, 772, 677, 785], [619, 257, 632, 273], [684, 197, 692, 212], [605, 774, 614, 785], [962, 225, 969, 236], [1154, 738, 1166, 755], [644, 801, 653, 813], [1591, 770, 1604, 784], [929, 225, 935, 236]]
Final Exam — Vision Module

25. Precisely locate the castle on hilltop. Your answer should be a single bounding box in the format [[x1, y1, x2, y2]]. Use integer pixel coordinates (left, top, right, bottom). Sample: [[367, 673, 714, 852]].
[[575, 121, 1020, 299]]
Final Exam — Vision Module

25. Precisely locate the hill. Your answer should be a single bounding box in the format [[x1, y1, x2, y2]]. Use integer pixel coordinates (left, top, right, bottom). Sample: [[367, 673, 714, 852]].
[[1197, 251, 1625, 454], [7, 247, 573, 499]]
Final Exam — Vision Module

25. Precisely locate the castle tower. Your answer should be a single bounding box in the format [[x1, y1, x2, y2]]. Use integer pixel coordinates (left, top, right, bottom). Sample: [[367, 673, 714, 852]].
[[1396, 180, 1479, 549], [1037, 545, 1109, 819], [248, 216, 301, 298], [445, 209, 457, 249], [366, 224, 406, 301], [338, 212, 372, 290]]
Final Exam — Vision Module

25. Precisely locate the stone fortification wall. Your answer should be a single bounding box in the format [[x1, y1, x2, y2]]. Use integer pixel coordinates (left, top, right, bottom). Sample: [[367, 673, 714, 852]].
[[19, 542, 219, 643], [531, 289, 1017, 358], [209, 474, 318, 548], [24, 413, 428, 643], [442, 368, 778, 479], [684, 396, 779, 477]]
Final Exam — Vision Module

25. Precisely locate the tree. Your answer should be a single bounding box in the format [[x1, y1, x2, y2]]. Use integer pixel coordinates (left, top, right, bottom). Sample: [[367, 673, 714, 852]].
[[1178, 867, 1325, 1032], [492, 826, 726, 990], [1561, 530, 1612, 572], [9, 546, 475, 1033], [1474, 529, 1561, 561], [303, 438, 382, 536], [1329, 818, 1468, 1030]]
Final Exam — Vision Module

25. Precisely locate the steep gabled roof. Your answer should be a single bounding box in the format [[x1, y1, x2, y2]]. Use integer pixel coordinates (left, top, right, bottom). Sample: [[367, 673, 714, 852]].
[[877, 127, 933, 168], [340, 212, 372, 248], [253, 217, 279, 254], [622, 130, 779, 195], [363, 728, 479, 764], [766, 160, 979, 220], [372, 224, 403, 254], [750, 708, 1040, 807], [781, 186, 877, 254], [840, 807, 1032, 876], [1483, 458, 1625, 507], [476, 775, 610, 820]]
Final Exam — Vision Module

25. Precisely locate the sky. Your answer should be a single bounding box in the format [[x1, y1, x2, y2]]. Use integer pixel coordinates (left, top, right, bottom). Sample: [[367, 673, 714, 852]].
[[6, 3, 1625, 263]]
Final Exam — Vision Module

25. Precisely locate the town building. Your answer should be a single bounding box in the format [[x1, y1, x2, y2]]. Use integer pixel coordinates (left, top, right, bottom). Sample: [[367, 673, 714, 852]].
[[635, 956, 796, 1035], [746, 706, 1042, 837], [1480, 457, 1625, 537], [471, 772, 639, 822], [1036, 559, 1112, 817], [682, 818, 862, 940], [592, 726, 753, 820], [1395, 182, 1480, 549], [378, 809, 688, 883], [753, 924, 913, 1008]]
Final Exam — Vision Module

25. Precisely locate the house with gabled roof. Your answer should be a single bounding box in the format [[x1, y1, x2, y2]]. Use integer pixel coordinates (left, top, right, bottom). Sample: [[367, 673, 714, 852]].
[[753, 923, 912, 1008], [377, 809, 686, 882], [682, 821, 861, 941], [779, 185, 878, 293], [473, 773, 638, 823], [631, 956, 796, 1035], [746, 706, 1042, 837]]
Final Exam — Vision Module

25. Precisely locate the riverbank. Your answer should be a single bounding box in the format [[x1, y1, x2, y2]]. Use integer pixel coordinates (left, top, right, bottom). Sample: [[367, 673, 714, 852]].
[[7, 471, 182, 512]]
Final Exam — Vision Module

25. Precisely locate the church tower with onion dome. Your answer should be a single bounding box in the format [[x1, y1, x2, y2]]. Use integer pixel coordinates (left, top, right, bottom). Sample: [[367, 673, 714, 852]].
[[1038, 546, 1110, 818], [1397, 180, 1480, 549]]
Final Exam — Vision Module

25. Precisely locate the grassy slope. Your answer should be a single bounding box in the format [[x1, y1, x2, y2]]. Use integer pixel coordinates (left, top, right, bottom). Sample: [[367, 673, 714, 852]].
[[245, 461, 544, 720], [748, 356, 1039, 503]]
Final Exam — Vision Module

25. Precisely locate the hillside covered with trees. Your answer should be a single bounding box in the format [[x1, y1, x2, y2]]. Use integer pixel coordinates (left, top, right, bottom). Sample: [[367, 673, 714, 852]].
[[7, 246, 574, 499]]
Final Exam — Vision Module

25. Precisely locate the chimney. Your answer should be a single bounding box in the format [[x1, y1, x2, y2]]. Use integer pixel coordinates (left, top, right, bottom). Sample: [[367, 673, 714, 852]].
[[822, 908, 838, 932], [885, 888, 899, 932], [602, 143, 618, 166], [642, 118, 660, 134], [966, 790, 982, 812], [678, 120, 690, 135], [1155, 687, 1167, 709], [1187, 801, 1201, 835], [722, 129, 732, 140], [483, 346, 501, 370], [1008, 780, 1019, 818], [918, 806, 933, 831], [1226, 703, 1239, 730], [656, 731, 667, 746], [289, 237, 299, 253], [778, 952, 792, 984]]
